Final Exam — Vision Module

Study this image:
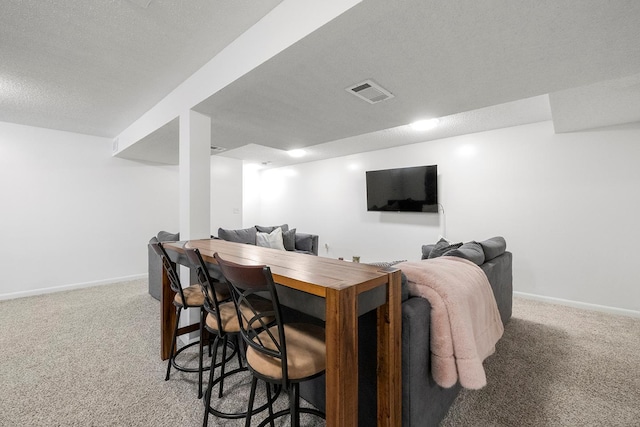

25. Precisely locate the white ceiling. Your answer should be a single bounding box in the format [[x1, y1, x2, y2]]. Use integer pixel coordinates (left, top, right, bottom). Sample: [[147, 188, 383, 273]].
[[0, 0, 283, 137], [2, 0, 640, 166]]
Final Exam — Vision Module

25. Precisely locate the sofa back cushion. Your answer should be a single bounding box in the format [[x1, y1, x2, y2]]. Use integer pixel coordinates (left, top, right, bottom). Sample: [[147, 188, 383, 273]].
[[218, 227, 257, 244]]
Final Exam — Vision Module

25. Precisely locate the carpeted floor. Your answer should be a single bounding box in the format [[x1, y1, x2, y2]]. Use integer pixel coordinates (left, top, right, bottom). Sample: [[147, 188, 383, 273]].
[[1, 279, 638, 426], [441, 298, 640, 427]]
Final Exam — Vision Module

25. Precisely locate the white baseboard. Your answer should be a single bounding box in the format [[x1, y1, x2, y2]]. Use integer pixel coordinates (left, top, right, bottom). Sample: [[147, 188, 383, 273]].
[[0, 274, 148, 301], [514, 291, 640, 318]]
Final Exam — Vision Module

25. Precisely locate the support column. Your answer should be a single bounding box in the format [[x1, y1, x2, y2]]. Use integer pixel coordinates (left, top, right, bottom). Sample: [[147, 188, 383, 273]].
[[178, 110, 211, 334], [179, 110, 211, 241]]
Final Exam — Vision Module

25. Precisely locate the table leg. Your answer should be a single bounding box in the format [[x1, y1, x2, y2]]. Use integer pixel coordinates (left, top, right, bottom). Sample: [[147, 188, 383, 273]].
[[161, 267, 175, 360], [377, 270, 402, 426], [325, 286, 358, 427]]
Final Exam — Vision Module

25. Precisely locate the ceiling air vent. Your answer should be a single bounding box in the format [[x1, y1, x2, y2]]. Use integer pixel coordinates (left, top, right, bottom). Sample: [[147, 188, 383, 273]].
[[210, 145, 226, 153], [346, 79, 394, 104]]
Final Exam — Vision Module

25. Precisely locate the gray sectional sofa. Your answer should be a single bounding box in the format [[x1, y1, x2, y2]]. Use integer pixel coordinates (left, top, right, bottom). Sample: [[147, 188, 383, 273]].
[[147, 225, 319, 300], [300, 236, 513, 426]]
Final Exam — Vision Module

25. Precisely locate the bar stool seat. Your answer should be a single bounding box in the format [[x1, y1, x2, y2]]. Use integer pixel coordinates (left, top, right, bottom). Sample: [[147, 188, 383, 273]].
[[246, 323, 325, 380], [174, 284, 205, 306]]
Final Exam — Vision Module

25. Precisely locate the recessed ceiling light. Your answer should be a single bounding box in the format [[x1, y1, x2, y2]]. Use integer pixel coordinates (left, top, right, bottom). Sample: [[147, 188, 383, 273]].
[[287, 149, 306, 158], [410, 118, 439, 131]]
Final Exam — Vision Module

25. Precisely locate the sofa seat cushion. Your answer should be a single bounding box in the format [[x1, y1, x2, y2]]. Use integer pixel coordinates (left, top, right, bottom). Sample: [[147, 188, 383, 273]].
[[218, 227, 257, 244]]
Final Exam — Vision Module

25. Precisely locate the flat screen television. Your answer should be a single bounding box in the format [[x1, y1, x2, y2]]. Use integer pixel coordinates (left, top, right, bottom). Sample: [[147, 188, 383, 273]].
[[366, 165, 438, 212]]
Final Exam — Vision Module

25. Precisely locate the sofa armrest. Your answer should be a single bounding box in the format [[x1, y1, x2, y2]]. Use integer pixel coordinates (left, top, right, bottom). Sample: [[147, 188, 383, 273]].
[[402, 296, 461, 427], [480, 251, 513, 325]]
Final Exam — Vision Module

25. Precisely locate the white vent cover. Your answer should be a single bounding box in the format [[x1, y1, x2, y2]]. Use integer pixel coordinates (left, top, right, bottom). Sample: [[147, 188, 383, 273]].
[[210, 145, 226, 153], [346, 79, 394, 104]]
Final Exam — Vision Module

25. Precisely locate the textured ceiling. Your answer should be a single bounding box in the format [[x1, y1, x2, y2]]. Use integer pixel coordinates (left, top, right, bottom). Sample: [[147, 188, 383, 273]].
[[193, 0, 640, 154], [0, 0, 283, 137], [3, 0, 640, 166]]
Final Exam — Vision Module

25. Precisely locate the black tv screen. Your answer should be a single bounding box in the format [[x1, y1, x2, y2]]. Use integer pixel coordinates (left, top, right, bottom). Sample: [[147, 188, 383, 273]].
[[366, 165, 438, 212]]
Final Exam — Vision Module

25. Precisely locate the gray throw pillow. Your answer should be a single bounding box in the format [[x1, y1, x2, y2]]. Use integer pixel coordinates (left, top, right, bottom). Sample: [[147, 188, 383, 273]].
[[421, 244, 435, 260], [157, 231, 179, 242], [445, 241, 485, 266], [282, 228, 297, 251], [427, 238, 463, 259], [295, 233, 314, 253], [255, 224, 289, 233], [256, 228, 286, 250], [479, 236, 507, 261], [217, 227, 257, 245]]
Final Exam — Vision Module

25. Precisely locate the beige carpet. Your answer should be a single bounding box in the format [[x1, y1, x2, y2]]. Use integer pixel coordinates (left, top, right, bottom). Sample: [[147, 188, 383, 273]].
[[1, 279, 638, 426], [0, 279, 320, 427], [441, 298, 640, 426]]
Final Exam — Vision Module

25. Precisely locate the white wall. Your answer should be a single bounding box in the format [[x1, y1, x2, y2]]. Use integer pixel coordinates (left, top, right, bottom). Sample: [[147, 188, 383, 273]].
[[0, 121, 246, 299], [248, 121, 640, 314], [0, 121, 179, 298]]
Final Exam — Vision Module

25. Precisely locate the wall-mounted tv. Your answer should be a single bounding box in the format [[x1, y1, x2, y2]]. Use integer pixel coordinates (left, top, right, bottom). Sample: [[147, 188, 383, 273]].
[[366, 165, 438, 212]]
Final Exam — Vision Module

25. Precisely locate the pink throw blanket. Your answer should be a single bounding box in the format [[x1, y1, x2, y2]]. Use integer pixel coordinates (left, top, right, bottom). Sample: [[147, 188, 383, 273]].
[[397, 256, 504, 389]]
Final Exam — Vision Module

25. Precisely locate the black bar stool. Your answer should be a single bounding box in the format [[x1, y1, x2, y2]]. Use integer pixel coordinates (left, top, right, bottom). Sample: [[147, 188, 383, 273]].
[[184, 247, 279, 426], [214, 252, 326, 427], [149, 239, 209, 398]]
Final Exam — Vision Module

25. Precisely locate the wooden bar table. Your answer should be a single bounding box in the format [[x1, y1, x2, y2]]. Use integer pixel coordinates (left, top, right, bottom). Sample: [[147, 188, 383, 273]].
[[160, 239, 401, 427]]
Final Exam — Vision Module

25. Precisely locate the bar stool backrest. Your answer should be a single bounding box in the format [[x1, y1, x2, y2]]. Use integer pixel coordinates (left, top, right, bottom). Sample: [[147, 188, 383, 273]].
[[184, 247, 225, 329], [213, 252, 289, 385], [149, 239, 187, 307]]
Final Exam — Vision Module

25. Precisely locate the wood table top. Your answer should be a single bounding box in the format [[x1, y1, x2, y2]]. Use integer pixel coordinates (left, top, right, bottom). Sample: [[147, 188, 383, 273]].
[[164, 239, 391, 297]]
